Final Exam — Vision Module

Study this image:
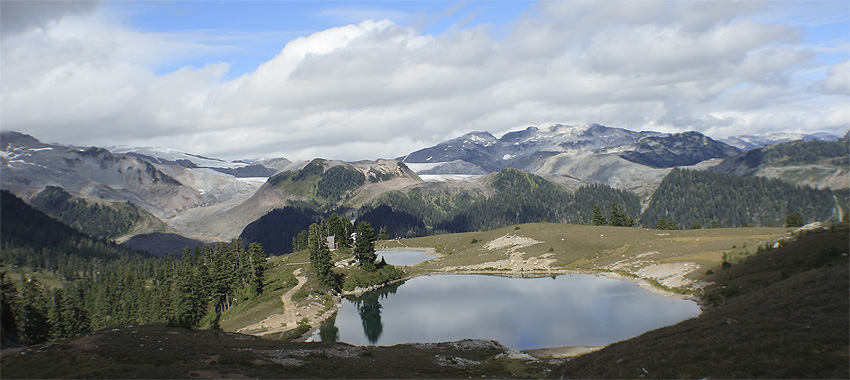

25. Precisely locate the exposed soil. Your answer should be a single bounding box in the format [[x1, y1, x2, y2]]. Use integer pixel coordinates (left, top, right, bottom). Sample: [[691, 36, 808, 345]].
[[442, 234, 558, 272], [236, 268, 340, 339], [236, 268, 307, 336]]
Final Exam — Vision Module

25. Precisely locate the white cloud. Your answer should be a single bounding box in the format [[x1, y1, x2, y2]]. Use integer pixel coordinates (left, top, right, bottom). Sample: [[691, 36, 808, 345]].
[[1, 1, 848, 161], [820, 60, 850, 95]]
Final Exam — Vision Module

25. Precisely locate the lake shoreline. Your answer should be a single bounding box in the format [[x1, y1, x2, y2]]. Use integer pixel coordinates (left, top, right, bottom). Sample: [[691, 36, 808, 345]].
[[298, 246, 701, 355]]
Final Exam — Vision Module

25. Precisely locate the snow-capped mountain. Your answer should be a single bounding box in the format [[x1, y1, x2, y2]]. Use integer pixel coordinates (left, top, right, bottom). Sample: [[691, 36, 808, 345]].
[[109, 146, 291, 178], [1, 131, 207, 217], [400, 124, 667, 173], [720, 132, 839, 151], [401, 124, 740, 180]]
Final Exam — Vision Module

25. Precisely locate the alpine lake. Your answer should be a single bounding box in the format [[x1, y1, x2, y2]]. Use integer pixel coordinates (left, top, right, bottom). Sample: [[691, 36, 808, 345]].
[[311, 250, 701, 350]]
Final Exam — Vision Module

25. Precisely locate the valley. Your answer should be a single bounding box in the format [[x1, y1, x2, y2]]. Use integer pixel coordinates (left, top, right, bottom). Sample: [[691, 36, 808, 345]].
[[2, 222, 846, 379], [1, 124, 848, 378], [3, 124, 846, 253], [3, 1, 848, 376]]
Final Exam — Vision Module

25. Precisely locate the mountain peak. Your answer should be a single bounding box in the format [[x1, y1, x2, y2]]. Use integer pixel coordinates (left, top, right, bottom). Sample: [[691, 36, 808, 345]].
[[1, 130, 48, 150], [455, 131, 497, 145]]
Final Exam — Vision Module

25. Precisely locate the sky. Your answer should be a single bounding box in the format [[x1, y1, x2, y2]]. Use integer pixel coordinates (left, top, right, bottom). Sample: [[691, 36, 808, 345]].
[[1, 0, 848, 162]]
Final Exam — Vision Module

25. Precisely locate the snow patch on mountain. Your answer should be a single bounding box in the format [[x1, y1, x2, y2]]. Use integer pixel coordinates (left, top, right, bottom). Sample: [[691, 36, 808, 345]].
[[109, 146, 248, 169]]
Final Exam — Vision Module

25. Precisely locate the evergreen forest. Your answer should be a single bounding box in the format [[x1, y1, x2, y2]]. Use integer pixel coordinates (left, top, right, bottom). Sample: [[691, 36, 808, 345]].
[[241, 163, 847, 255], [372, 168, 641, 234], [1, 191, 268, 346], [641, 168, 839, 228], [28, 186, 163, 240]]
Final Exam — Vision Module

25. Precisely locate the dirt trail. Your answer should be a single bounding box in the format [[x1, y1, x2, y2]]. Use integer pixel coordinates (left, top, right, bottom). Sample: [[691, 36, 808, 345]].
[[236, 268, 307, 336]]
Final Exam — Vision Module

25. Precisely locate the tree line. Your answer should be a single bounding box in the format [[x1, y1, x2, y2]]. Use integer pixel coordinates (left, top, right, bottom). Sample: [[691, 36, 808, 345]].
[[1, 191, 269, 346], [2, 240, 268, 346]]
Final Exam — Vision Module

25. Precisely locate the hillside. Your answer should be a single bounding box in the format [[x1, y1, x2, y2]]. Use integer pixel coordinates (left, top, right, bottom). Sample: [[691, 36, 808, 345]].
[[642, 168, 841, 228], [241, 168, 644, 254], [712, 138, 850, 190], [241, 163, 847, 255], [233, 159, 422, 253], [4, 221, 844, 378], [555, 224, 849, 379], [720, 131, 840, 151], [0, 190, 152, 267], [0, 325, 549, 379], [618, 131, 740, 168], [28, 186, 170, 240], [119, 233, 207, 257]]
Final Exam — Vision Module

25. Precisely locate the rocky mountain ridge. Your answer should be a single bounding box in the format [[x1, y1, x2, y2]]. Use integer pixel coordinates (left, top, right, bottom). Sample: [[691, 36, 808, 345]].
[[109, 145, 291, 178], [1, 131, 205, 218], [2, 125, 845, 250], [401, 124, 744, 194]]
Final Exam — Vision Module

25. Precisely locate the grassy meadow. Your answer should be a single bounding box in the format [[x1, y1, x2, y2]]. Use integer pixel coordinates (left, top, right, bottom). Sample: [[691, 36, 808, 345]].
[[383, 223, 789, 278]]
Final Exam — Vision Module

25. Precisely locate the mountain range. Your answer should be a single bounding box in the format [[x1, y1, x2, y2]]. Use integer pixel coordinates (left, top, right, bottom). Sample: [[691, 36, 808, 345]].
[[720, 132, 840, 151], [1, 124, 846, 255], [401, 124, 740, 173]]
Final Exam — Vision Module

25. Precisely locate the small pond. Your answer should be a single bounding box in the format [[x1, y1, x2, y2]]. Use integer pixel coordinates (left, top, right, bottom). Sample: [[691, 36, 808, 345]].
[[376, 249, 435, 266], [314, 274, 700, 350]]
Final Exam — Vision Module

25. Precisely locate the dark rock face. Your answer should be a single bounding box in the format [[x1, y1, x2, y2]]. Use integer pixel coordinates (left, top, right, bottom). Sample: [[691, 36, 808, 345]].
[[618, 131, 741, 168]]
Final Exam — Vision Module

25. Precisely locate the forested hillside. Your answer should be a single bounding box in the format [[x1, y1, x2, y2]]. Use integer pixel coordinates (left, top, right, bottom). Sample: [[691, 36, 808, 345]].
[[0, 190, 146, 271], [239, 168, 641, 253], [239, 206, 323, 255], [642, 168, 839, 228], [756, 139, 849, 166], [355, 205, 427, 238], [29, 186, 167, 240], [371, 169, 640, 234], [712, 138, 849, 178], [1, 190, 270, 346], [265, 159, 405, 205]]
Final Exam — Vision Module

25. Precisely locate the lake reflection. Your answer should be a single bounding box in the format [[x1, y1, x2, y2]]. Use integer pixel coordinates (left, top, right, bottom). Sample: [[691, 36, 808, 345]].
[[319, 274, 700, 349], [376, 249, 435, 266]]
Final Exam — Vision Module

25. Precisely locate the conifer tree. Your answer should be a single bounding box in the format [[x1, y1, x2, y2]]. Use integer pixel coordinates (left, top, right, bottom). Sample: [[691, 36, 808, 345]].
[[307, 224, 338, 290], [307, 223, 325, 268], [785, 212, 804, 227], [354, 221, 377, 270], [1, 272, 20, 343], [17, 277, 50, 344], [212, 243, 235, 313], [609, 203, 635, 227], [247, 242, 267, 296], [167, 249, 201, 328], [592, 205, 607, 226], [326, 213, 353, 247], [654, 216, 678, 230], [58, 283, 89, 338]]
